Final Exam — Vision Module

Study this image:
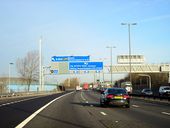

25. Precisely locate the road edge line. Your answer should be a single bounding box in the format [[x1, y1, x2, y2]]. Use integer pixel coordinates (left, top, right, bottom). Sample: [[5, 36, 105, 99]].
[[15, 91, 74, 128]]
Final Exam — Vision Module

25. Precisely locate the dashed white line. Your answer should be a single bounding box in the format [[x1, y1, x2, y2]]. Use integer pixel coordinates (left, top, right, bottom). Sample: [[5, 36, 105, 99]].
[[80, 92, 86, 101], [15, 91, 74, 128], [100, 112, 107, 116], [162, 112, 170, 116], [0, 97, 42, 107], [132, 105, 140, 108]]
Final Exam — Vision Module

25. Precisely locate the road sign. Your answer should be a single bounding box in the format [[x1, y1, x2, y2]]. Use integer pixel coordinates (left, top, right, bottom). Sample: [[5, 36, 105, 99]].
[[51, 56, 90, 62], [69, 62, 103, 70]]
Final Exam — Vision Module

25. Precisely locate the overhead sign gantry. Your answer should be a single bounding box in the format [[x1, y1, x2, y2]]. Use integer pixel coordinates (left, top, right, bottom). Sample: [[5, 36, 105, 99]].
[[50, 56, 103, 74]]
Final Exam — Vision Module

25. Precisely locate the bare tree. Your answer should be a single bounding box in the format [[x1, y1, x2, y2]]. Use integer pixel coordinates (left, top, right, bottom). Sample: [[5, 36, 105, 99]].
[[0, 77, 8, 93], [16, 50, 39, 91], [62, 77, 79, 89]]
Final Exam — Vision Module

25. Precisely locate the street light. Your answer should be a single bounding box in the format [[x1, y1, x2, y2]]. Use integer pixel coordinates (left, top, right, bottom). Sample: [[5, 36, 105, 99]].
[[121, 23, 137, 83], [106, 46, 116, 85], [9, 62, 14, 93], [138, 74, 152, 90], [39, 37, 43, 92]]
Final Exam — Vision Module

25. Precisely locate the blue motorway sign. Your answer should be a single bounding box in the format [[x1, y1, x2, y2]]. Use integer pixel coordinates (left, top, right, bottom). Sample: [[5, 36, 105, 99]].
[[51, 56, 90, 62], [69, 62, 103, 70]]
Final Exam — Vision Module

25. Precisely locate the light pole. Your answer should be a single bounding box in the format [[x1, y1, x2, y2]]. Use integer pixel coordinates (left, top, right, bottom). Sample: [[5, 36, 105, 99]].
[[8, 62, 14, 93], [106, 46, 116, 85], [39, 37, 42, 92], [138, 74, 152, 90], [121, 23, 137, 84]]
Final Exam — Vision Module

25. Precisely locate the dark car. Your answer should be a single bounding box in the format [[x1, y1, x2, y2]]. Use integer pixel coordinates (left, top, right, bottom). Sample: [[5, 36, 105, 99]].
[[141, 88, 153, 95], [100, 88, 130, 108]]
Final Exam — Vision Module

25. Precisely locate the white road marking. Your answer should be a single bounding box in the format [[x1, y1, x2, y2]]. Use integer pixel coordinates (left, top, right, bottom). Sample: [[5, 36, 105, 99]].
[[86, 101, 89, 103], [162, 112, 170, 116], [15, 91, 74, 128], [100, 112, 107, 116], [0, 97, 43, 107], [132, 105, 140, 108], [80, 92, 86, 101]]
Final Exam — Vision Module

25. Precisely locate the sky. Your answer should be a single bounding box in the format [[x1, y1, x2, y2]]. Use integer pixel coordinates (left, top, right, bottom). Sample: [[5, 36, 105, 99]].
[[0, 0, 170, 83]]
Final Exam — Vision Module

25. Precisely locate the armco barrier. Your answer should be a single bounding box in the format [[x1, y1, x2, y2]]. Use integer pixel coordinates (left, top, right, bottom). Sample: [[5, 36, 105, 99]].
[[0, 91, 59, 99], [130, 94, 170, 102]]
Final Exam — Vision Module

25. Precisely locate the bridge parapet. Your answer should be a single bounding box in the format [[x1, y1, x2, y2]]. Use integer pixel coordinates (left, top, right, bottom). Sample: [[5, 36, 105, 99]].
[[110, 64, 170, 73]]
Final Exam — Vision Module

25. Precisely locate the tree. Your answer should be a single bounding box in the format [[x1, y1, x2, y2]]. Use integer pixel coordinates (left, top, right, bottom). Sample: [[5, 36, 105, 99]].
[[16, 50, 39, 91], [62, 77, 80, 89], [0, 77, 8, 93]]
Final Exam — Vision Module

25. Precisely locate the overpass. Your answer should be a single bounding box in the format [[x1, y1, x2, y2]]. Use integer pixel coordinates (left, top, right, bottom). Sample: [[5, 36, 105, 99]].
[[108, 64, 170, 73]]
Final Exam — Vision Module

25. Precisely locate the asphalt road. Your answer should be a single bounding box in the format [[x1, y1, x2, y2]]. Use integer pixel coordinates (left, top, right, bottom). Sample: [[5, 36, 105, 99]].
[[0, 90, 170, 128]]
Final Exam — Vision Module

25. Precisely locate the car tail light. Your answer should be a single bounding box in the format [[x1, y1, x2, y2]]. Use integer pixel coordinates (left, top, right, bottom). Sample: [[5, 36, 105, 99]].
[[106, 94, 113, 99], [123, 95, 130, 99]]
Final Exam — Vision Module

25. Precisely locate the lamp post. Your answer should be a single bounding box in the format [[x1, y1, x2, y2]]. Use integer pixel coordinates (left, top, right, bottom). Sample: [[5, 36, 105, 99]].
[[39, 37, 43, 92], [138, 74, 151, 90], [8, 62, 14, 93], [106, 46, 116, 85], [121, 23, 137, 83]]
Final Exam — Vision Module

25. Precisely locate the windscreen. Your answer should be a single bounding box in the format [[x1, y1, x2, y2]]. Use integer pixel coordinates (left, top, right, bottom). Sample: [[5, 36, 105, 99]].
[[108, 89, 127, 95]]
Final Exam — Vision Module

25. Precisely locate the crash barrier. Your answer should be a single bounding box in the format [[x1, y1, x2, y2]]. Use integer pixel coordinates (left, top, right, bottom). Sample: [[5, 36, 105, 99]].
[[130, 94, 170, 102], [94, 89, 170, 102], [0, 91, 58, 99]]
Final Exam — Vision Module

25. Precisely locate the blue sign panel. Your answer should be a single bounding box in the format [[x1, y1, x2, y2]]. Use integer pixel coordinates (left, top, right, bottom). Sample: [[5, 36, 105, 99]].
[[51, 56, 90, 62], [69, 62, 103, 70]]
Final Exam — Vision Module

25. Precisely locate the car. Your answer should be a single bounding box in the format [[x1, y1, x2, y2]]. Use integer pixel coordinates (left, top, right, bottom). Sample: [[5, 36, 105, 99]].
[[100, 88, 130, 108], [141, 88, 153, 95], [159, 86, 170, 96], [100, 87, 107, 94], [76, 86, 82, 91]]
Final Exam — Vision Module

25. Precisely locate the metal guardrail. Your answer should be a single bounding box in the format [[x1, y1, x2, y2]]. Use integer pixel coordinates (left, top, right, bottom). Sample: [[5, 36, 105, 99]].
[[0, 91, 58, 99], [130, 94, 170, 102]]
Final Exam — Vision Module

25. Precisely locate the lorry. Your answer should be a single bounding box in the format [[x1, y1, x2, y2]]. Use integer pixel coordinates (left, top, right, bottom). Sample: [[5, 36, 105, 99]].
[[120, 81, 133, 94], [83, 83, 89, 90]]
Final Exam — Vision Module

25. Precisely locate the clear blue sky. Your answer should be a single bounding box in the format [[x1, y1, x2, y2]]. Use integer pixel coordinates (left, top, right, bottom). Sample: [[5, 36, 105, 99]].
[[0, 0, 170, 82]]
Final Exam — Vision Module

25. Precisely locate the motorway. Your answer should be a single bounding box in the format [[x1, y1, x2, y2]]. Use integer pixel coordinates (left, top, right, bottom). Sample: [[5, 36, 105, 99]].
[[0, 90, 170, 128]]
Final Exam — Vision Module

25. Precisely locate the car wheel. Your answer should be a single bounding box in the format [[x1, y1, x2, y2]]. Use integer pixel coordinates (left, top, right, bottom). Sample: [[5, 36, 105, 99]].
[[100, 99, 106, 107], [125, 103, 130, 108], [125, 104, 130, 108]]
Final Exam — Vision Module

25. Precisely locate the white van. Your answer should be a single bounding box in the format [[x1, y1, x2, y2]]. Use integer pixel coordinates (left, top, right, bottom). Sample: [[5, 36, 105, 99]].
[[159, 86, 170, 96]]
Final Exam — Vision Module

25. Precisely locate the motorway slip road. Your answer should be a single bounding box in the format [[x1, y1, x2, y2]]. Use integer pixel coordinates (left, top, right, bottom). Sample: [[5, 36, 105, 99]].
[[0, 90, 170, 128]]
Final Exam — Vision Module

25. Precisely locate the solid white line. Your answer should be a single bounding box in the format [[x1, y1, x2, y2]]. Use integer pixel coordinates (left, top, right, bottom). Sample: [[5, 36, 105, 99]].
[[162, 112, 170, 116], [100, 112, 107, 116], [15, 91, 74, 128], [132, 105, 140, 108]]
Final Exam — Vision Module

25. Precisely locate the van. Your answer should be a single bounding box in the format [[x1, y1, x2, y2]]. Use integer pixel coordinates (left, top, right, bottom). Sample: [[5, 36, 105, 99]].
[[159, 86, 170, 96]]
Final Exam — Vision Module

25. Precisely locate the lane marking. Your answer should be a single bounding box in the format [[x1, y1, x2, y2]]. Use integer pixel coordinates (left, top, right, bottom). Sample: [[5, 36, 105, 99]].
[[132, 105, 140, 108], [80, 92, 86, 101], [162, 112, 170, 116], [0, 96, 43, 107], [15, 91, 74, 128], [100, 112, 107, 116]]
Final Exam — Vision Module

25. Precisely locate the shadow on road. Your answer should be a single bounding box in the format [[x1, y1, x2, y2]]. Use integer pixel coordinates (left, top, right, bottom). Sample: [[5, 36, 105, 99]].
[[71, 102, 101, 107]]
